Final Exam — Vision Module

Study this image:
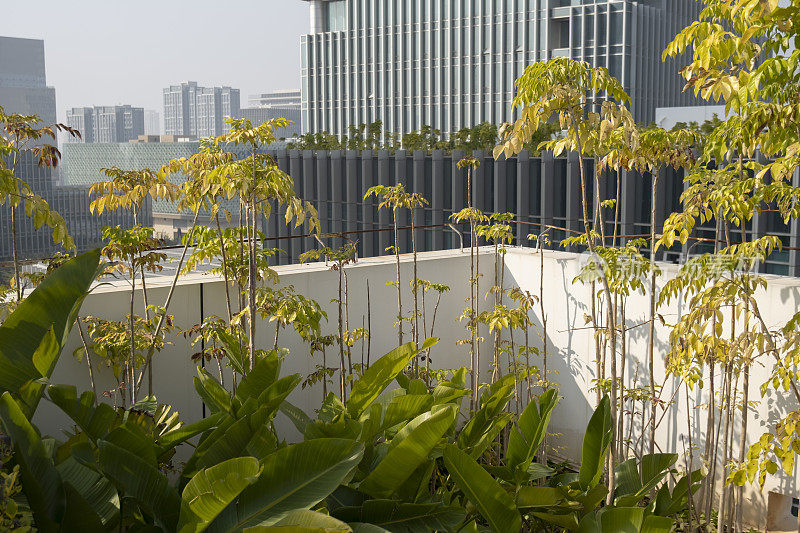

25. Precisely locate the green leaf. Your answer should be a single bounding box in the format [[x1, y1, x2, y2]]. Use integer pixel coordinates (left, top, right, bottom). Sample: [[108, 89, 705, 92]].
[[641, 515, 674, 533], [0, 392, 65, 532], [578, 396, 612, 491], [442, 444, 521, 532], [244, 510, 352, 531], [56, 456, 119, 526], [98, 439, 181, 531], [332, 500, 465, 532], [457, 373, 515, 457], [234, 352, 282, 407], [614, 453, 677, 506], [47, 384, 118, 442], [61, 482, 106, 532], [347, 340, 436, 418], [195, 367, 233, 415], [577, 506, 644, 533], [179, 457, 262, 533], [0, 249, 103, 416], [515, 486, 566, 508], [507, 388, 558, 472], [359, 405, 458, 498], [280, 400, 312, 435], [207, 438, 364, 531]]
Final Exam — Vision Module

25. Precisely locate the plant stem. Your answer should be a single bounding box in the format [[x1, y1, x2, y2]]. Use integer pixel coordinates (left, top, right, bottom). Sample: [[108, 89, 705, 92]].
[[393, 208, 403, 347], [647, 173, 659, 456], [76, 318, 97, 403]]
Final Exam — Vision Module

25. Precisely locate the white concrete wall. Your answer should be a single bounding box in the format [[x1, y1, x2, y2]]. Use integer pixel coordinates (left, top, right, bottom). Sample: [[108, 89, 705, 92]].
[[33, 247, 799, 528]]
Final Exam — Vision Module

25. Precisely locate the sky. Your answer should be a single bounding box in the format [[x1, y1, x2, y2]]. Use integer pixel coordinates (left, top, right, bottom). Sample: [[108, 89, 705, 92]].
[[2, 0, 309, 124]]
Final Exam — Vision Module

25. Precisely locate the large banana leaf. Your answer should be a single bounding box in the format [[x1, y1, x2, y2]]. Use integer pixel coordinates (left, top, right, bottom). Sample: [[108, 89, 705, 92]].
[[244, 510, 352, 531], [206, 438, 364, 531], [578, 396, 612, 491], [442, 444, 521, 532], [614, 453, 677, 507], [652, 467, 706, 517], [56, 455, 119, 526], [332, 500, 465, 532], [359, 404, 457, 498], [47, 384, 118, 442], [178, 456, 262, 533], [506, 388, 558, 473], [457, 373, 516, 457], [195, 367, 234, 415], [577, 506, 643, 533], [233, 351, 283, 407], [98, 439, 182, 531], [0, 248, 102, 416], [0, 392, 65, 532], [347, 339, 437, 419]]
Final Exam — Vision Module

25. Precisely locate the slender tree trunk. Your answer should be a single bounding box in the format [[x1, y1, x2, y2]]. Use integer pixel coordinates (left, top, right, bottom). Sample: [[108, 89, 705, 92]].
[[592, 283, 601, 406], [10, 206, 21, 302], [344, 269, 352, 375], [129, 268, 136, 405], [412, 207, 419, 363], [366, 279, 372, 367], [248, 199, 258, 371], [618, 298, 626, 460], [215, 213, 233, 322], [137, 209, 201, 393], [540, 249, 548, 391], [393, 209, 403, 347], [570, 110, 617, 505], [647, 174, 659, 456], [322, 347, 328, 400], [337, 267, 346, 401], [686, 383, 695, 533], [702, 359, 717, 522], [76, 318, 97, 403], [718, 360, 733, 530], [492, 243, 500, 384]]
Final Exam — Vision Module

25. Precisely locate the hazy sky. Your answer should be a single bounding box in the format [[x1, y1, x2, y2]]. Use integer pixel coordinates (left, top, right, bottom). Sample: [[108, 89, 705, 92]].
[[3, 0, 309, 123]]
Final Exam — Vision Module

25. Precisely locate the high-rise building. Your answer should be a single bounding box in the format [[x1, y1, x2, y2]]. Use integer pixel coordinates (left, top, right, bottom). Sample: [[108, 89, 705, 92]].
[[145, 109, 161, 135], [248, 90, 302, 109], [0, 36, 57, 125], [163, 82, 240, 138], [236, 106, 301, 137], [0, 36, 138, 262], [66, 105, 145, 143], [300, 0, 701, 137]]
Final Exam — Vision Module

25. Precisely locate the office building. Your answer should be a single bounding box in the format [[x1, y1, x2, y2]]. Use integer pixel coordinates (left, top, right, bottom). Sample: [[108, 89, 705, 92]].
[[0, 36, 138, 262], [145, 109, 161, 135], [66, 105, 145, 143], [236, 106, 301, 137], [249, 90, 301, 109], [300, 0, 701, 137], [0, 36, 56, 124], [163, 82, 240, 138]]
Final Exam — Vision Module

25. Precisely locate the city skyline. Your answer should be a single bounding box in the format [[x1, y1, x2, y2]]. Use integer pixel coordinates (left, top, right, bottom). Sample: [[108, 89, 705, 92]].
[[2, 0, 308, 124]]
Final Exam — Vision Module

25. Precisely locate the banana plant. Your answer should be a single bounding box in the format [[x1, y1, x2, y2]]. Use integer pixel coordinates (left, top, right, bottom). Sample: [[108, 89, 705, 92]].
[[0, 249, 103, 418]]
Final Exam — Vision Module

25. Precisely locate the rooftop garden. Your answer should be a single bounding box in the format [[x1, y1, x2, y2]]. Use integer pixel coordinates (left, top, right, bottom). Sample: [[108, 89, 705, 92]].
[[1, 1, 800, 532]]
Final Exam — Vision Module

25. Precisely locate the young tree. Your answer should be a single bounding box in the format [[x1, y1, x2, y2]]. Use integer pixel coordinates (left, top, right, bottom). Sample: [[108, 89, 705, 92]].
[[496, 58, 636, 501], [0, 106, 79, 300]]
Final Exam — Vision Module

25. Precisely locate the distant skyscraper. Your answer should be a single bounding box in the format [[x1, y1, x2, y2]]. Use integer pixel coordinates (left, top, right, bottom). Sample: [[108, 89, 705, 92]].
[[145, 110, 161, 135], [0, 36, 57, 124], [248, 90, 301, 109], [66, 105, 145, 143], [0, 36, 137, 261], [300, 0, 701, 137], [163, 82, 240, 138]]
